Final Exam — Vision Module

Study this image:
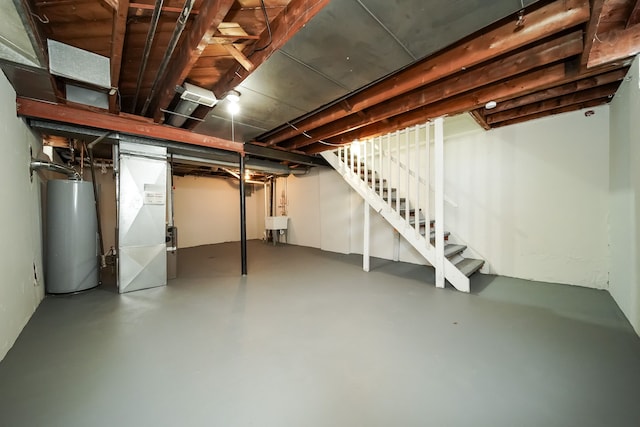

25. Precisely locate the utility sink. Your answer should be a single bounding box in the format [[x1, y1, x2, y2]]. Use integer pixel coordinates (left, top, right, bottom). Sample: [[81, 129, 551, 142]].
[[265, 216, 288, 230]]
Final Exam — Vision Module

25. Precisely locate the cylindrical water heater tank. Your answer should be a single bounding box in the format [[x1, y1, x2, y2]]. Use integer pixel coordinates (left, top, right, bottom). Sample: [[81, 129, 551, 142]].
[[46, 179, 99, 294]]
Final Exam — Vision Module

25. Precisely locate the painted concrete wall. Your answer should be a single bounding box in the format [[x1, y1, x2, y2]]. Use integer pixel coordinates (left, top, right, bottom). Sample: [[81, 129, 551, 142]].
[[279, 108, 611, 290], [0, 71, 45, 361], [609, 57, 640, 335], [173, 175, 264, 248], [442, 109, 610, 288]]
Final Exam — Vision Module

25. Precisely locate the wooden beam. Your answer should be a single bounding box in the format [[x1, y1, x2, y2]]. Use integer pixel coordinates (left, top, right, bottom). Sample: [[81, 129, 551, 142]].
[[222, 44, 254, 71], [129, 2, 200, 14], [303, 64, 570, 153], [260, 0, 591, 146], [108, 0, 129, 113], [282, 31, 584, 149], [485, 82, 620, 124], [587, 22, 640, 67], [100, 0, 118, 10], [469, 110, 491, 130], [16, 97, 244, 153], [627, 0, 640, 27], [581, 0, 605, 67], [491, 97, 610, 128], [485, 67, 627, 114], [212, 0, 331, 97], [150, 0, 236, 122]]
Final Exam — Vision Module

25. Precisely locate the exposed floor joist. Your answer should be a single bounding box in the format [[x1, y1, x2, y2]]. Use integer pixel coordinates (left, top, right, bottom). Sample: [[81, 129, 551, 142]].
[[149, 0, 236, 122], [258, 0, 591, 148]]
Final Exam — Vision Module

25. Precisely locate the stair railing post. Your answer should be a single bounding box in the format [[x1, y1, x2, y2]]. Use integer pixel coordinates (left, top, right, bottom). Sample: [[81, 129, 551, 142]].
[[356, 140, 361, 182], [378, 136, 383, 195], [405, 128, 410, 223], [350, 144, 355, 178], [434, 117, 445, 288], [362, 140, 368, 189], [414, 124, 420, 234], [364, 200, 370, 272], [395, 131, 400, 213], [425, 123, 431, 246]]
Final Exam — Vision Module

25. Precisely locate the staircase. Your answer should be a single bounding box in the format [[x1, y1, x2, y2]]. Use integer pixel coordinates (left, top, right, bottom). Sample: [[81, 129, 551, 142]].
[[321, 118, 483, 292]]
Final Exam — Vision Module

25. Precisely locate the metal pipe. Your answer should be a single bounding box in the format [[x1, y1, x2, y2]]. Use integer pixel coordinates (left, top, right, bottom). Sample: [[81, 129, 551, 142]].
[[140, 0, 196, 116], [239, 153, 247, 276], [30, 160, 80, 180], [132, 0, 165, 113], [170, 154, 310, 176], [87, 132, 112, 266]]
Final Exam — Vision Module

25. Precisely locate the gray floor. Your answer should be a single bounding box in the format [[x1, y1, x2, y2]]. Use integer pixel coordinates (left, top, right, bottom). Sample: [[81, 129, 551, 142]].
[[1, 241, 639, 427]]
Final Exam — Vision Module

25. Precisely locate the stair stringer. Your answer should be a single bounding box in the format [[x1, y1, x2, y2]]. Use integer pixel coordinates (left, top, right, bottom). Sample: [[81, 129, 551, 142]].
[[322, 151, 471, 292]]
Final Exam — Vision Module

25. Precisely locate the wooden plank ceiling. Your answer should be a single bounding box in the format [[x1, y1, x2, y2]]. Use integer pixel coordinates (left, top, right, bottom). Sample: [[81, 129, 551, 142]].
[[16, 0, 640, 156]]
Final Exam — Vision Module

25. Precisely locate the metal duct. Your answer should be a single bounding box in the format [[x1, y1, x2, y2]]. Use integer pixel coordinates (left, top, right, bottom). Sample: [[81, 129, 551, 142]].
[[166, 99, 199, 127], [140, 0, 196, 116], [171, 154, 310, 176]]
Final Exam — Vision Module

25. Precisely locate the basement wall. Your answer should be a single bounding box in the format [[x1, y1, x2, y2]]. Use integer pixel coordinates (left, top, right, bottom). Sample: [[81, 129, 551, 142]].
[[173, 175, 265, 248], [282, 107, 611, 290], [0, 71, 45, 361], [609, 56, 640, 335]]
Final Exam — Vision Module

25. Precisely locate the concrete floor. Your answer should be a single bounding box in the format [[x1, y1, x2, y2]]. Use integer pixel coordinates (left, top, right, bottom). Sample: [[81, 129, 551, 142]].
[[1, 241, 639, 427]]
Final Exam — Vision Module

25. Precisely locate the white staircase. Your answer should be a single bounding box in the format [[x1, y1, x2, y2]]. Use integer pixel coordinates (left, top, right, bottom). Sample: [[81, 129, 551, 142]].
[[321, 118, 483, 292]]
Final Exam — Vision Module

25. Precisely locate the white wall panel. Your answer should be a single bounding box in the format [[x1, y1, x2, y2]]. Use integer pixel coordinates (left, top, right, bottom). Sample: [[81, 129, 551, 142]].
[[609, 56, 640, 335], [0, 72, 44, 361], [173, 175, 264, 248]]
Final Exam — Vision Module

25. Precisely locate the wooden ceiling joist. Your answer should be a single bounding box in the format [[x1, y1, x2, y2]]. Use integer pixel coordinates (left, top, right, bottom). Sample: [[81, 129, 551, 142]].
[[109, 0, 129, 113], [587, 23, 640, 68], [260, 0, 591, 147], [304, 63, 572, 153], [583, 0, 640, 68], [150, 0, 236, 122], [485, 82, 621, 124], [212, 0, 332, 97], [491, 98, 610, 128], [283, 30, 584, 150], [484, 68, 628, 114]]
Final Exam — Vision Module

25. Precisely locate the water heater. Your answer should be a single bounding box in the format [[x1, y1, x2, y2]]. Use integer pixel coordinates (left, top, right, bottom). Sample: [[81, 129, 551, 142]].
[[46, 179, 99, 293]]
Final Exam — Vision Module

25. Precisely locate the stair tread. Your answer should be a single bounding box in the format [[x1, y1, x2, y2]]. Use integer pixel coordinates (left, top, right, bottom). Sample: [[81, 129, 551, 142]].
[[444, 244, 466, 258], [455, 258, 484, 277], [428, 230, 450, 238]]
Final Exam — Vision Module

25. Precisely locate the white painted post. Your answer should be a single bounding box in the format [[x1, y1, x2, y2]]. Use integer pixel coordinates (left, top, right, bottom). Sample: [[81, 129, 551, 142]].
[[386, 134, 392, 208], [363, 201, 370, 272], [356, 140, 361, 181], [395, 131, 400, 213], [425, 123, 430, 244], [350, 144, 355, 177], [434, 117, 445, 288], [378, 136, 383, 195], [362, 140, 368, 188], [393, 231, 400, 262], [414, 124, 420, 233], [405, 128, 410, 223]]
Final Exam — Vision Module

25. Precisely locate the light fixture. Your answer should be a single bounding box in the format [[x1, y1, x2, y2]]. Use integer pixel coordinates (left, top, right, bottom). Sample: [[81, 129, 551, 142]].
[[226, 89, 241, 103], [227, 102, 240, 115], [485, 100, 497, 110]]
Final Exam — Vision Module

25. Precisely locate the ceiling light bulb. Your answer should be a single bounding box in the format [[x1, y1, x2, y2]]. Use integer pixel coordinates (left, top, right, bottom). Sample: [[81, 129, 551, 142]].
[[227, 102, 240, 115], [226, 90, 241, 103], [485, 100, 497, 110]]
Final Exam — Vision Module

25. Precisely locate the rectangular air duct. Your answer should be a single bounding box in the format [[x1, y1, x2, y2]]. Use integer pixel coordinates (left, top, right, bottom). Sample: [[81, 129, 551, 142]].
[[48, 39, 111, 89]]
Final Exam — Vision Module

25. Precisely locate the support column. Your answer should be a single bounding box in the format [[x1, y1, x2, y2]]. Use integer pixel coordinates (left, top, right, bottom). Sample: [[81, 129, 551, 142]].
[[363, 201, 370, 272], [434, 117, 445, 288], [239, 153, 247, 276]]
